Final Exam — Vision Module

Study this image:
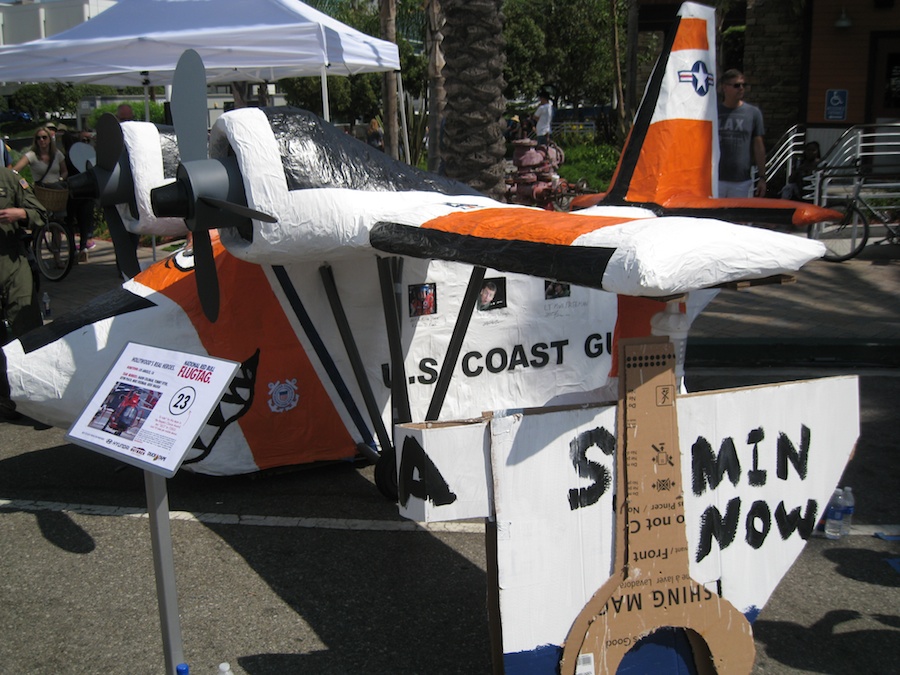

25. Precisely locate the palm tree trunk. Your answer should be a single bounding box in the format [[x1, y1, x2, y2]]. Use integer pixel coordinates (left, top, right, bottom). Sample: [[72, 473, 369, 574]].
[[381, 0, 400, 160], [440, 0, 507, 197], [426, 0, 445, 174]]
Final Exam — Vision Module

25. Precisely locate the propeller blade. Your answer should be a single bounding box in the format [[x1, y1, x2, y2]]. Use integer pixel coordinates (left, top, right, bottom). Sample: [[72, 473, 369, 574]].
[[68, 142, 96, 175], [191, 228, 219, 323], [171, 49, 209, 164], [95, 114, 124, 171], [103, 205, 141, 279], [198, 196, 278, 224], [67, 168, 97, 199]]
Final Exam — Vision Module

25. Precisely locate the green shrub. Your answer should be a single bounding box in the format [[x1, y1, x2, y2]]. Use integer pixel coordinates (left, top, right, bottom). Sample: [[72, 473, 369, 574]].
[[557, 141, 620, 192], [87, 101, 167, 128]]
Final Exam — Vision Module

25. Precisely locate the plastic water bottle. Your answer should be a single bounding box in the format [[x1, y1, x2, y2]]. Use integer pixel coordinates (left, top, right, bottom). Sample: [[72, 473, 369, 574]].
[[176, 664, 189, 675], [841, 487, 855, 537], [824, 489, 845, 540], [42, 291, 51, 318], [218, 663, 234, 675]]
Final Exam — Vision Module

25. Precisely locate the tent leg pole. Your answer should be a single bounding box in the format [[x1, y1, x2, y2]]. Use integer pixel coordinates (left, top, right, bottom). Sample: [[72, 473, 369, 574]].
[[397, 71, 410, 165], [321, 67, 331, 122]]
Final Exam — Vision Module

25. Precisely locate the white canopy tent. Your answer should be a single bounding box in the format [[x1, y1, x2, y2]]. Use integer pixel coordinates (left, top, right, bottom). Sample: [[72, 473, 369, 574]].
[[0, 0, 402, 124]]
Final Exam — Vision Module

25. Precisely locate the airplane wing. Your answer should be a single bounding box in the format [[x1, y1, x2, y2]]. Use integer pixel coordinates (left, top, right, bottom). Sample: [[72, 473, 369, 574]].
[[369, 203, 825, 297], [570, 2, 842, 227], [209, 107, 824, 299]]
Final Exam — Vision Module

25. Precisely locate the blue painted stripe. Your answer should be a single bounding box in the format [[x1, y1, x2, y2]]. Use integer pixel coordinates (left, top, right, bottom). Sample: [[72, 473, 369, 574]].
[[503, 629, 703, 675], [272, 265, 374, 447], [502, 644, 561, 674]]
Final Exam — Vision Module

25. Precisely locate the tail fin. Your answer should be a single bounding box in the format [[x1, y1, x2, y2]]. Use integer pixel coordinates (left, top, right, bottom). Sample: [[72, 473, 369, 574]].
[[583, 2, 718, 207]]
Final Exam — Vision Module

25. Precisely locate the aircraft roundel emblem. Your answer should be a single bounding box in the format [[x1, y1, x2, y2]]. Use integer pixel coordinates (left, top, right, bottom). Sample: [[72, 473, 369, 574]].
[[678, 60, 714, 96], [267, 378, 300, 413]]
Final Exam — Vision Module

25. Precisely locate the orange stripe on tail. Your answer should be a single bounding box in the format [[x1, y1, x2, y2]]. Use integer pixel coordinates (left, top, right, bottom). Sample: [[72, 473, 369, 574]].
[[672, 18, 709, 52], [625, 119, 714, 204]]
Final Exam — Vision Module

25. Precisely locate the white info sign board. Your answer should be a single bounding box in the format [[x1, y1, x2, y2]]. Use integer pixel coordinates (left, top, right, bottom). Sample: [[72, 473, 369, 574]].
[[66, 342, 239, 478]]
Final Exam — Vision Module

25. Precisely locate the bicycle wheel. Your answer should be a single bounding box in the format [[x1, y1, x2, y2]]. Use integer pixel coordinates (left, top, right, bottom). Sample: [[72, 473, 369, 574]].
[[807, 204, 869, 262], [34, 220, 75, 282]]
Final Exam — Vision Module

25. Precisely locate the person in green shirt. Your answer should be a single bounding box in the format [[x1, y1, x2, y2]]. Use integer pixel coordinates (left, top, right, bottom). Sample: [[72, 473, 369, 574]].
[[0, 167, 48, 419]]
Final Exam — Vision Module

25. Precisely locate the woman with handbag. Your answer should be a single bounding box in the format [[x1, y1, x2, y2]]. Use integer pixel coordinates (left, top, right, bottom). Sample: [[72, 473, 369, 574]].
[[12, 126, 68, 188], [13, 127, 69, 269]]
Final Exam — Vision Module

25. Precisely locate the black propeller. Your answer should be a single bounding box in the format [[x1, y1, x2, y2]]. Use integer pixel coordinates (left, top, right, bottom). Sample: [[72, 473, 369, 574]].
[[67, 113, 142, 278], [150, 49, 276, 323]]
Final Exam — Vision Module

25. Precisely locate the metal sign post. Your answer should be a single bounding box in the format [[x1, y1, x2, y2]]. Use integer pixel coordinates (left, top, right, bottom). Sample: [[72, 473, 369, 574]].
[[145, 470, 185, 675], [66, 343, 240, 674]]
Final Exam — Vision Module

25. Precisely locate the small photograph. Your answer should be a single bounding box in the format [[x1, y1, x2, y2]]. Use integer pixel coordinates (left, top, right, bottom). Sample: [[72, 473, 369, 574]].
[[89, 382, 161, 440], [409, 282, 437, 317], [478, 277, 507, 311], [545, 280, 571, 299]]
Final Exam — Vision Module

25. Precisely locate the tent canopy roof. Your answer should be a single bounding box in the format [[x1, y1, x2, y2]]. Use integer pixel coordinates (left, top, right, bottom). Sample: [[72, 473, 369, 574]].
[[0, 0, 400, 85]]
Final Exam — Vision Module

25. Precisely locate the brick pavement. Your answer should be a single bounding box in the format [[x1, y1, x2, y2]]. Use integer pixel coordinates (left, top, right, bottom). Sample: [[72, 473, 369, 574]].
[[690, 241, 900, 341], [38, 238, 164, 323]]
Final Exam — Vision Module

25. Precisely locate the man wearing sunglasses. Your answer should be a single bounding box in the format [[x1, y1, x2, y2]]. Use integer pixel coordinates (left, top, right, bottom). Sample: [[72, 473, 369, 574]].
[[718, 69, 767, 199]]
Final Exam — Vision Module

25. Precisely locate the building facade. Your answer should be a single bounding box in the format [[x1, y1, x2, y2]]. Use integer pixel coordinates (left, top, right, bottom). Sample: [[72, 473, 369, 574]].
[[639, 0, 900, 153], [0, 0, 114, 45]]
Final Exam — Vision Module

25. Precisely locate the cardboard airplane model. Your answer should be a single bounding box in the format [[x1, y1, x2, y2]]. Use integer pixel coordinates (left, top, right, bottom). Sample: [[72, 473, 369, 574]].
[[4, 2, 859, 672], [7, 2, 836, 481]]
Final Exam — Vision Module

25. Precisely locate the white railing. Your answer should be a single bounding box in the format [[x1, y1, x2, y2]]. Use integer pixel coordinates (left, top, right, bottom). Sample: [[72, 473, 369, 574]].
[[811, 123, 900, 208], [764, 124, 808, 187]]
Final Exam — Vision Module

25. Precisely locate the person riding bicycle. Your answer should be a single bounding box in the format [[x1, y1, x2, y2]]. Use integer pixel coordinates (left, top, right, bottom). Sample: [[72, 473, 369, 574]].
[[0, 166, 48, 419]]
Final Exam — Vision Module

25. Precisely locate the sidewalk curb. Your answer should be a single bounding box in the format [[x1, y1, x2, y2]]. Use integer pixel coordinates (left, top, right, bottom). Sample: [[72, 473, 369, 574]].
[[686, 338, 900, 368]]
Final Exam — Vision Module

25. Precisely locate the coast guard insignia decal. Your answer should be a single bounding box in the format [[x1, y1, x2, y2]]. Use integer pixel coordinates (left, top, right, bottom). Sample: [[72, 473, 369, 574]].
[[268, 378, 299, 412]]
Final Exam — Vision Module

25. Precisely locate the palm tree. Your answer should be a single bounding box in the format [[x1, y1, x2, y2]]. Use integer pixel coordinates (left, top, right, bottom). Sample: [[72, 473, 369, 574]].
[[381, 0, 399, 159], [440, 0, 507, 198], [425, 0, 445, 174]]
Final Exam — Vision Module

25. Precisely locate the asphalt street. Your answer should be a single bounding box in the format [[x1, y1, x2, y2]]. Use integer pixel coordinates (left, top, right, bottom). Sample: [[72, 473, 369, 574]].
[[0, 240, 897, 674], [1, 376, 897, 674]]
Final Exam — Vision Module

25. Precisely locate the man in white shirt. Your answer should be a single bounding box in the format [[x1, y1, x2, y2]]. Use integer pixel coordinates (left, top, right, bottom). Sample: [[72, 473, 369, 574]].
[[533, 92, 553, 146]]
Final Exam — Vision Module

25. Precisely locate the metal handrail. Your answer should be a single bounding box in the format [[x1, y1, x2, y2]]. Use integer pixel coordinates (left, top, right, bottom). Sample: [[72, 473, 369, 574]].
[[764, 124, 807, 186], [773, 123, 900, 207], [818, 122, 900, 172]]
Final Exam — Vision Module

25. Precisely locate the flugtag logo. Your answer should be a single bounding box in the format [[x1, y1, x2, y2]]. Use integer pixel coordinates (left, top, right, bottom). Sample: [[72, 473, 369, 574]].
[[678, 60, 714, 96]]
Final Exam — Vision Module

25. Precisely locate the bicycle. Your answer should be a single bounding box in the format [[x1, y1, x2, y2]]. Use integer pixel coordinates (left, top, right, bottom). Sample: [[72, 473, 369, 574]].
[[807, 177, 900, 262], [32, 183, 75, 281]]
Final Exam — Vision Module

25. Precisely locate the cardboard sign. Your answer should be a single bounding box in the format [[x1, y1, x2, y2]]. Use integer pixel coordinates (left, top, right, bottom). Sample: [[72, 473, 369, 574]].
[[66, 342, 239, 477], [395, 418, 491, 522], [560, 340, 753, 674], [397, 371, 859, 672]]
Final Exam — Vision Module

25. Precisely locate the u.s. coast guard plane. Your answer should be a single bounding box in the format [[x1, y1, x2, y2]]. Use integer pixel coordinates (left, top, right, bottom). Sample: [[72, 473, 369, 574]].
[[5, 4, 859, 673], [5, 2, 836, 487]]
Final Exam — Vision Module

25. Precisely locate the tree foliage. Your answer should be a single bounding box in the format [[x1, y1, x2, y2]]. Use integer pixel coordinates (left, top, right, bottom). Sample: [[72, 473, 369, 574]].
[[281, 74, 381, 122], [10, 83, 117, 119], [502, 0, 622, 107], [280, 0, 427, 123]]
